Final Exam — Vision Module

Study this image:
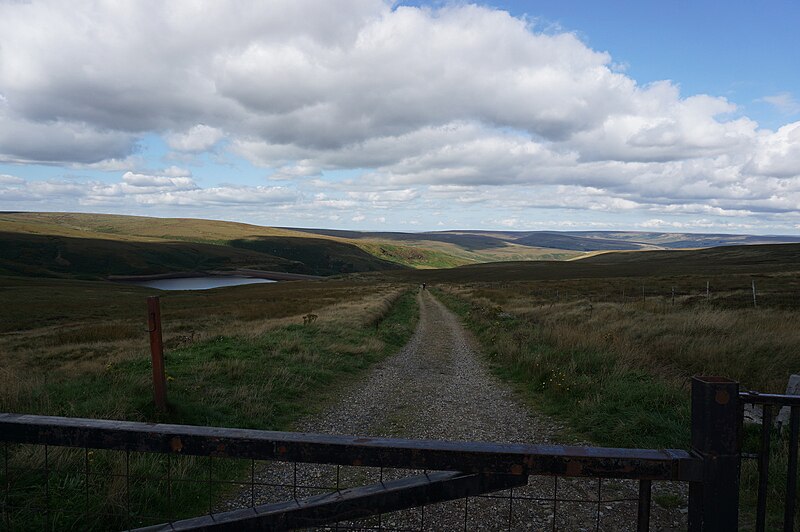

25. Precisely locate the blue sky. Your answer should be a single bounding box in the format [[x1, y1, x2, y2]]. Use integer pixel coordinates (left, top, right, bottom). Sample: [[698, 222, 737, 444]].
[[1, 1, 799, 233]]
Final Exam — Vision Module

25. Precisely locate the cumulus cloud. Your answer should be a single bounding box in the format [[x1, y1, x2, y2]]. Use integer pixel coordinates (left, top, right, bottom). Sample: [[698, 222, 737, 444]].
[[0, 173, 296, 210], [121, 171, 197, 190], [0, 1, 798, 230], [0, 111, 135, 164], [745, 122, 800, 178], [166, 125, 225, 152]]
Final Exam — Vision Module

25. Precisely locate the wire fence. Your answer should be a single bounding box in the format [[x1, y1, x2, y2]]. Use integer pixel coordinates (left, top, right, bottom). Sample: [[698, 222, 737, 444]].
[[460, 276, 800, 311], [1, 444, 655, 531]]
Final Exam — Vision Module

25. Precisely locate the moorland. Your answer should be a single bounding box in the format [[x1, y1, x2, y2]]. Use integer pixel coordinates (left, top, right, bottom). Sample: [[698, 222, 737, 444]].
[[2, 211, 799, 528]]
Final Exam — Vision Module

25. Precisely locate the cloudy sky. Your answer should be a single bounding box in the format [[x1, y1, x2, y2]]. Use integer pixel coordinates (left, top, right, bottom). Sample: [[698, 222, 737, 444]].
[[1, 0, 799, 233]]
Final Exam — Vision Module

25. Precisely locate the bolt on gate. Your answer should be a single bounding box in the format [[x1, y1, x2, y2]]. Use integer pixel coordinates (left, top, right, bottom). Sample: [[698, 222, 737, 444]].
[[0, 377, 789, 530]]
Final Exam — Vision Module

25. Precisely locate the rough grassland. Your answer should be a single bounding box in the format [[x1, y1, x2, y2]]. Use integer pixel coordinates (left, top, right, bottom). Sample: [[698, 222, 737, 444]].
[[0, 212, 582, 272], [1, 277, 418, 530], [432, 272, 800, 528]]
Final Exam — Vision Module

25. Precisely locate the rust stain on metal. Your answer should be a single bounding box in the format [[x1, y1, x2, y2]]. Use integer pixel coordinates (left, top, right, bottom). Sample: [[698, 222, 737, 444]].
[[510, 464, 524, 475], [352, 459, 363, 466], [216, 443, 225, 453], [277, 445, 287, 455], [170, 436, 183, 453], [715, 390, 730, 405]]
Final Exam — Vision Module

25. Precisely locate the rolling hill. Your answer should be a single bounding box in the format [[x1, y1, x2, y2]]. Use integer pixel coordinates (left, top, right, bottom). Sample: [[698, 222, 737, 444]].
[[0, 213, 401, 278], [2, 212, 800, 279], [374, 243, 800, 284]]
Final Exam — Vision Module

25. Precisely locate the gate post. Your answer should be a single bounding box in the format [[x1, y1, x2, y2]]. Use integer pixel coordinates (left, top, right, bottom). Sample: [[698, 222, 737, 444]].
[[688, 376, 740, 531], [147, 296, 168, 410]]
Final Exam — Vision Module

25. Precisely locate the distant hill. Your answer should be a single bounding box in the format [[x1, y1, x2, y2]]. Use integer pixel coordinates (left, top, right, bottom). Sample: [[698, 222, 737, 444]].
[[560, 231, 800, 249], [375, 243, 800, 284], [2, 212, 800, 278], [289, 226, 800, 253], [512, 232, 645, 251]]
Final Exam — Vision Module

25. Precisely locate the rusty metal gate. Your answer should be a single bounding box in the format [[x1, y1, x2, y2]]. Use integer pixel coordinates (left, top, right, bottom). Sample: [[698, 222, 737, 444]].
[[740, 389, 800, 532], [0, 377, 786, 530]]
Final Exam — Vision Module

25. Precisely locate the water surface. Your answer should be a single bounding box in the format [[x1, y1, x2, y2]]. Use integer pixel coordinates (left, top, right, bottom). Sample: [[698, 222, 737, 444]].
[[127, 276, 276, 291]]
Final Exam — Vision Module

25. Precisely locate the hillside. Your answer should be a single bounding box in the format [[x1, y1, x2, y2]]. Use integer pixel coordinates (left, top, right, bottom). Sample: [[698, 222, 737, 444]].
[[0, 213, 402, 278], [375, 243, 800, 284], [290, 226, 800, 255], [3, 212, 800, 278]]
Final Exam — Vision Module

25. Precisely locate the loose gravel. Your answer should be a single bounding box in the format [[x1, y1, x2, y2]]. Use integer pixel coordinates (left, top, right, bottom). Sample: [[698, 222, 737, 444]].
[[223, 291, 688, 530]]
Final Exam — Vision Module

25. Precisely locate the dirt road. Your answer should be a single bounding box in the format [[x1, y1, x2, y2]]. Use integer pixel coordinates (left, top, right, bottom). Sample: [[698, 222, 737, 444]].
[[225, 290, 685, 530]]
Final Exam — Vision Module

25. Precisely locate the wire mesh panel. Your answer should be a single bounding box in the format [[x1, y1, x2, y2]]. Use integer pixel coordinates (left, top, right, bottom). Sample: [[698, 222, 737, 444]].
[[740, 392, 800, 532], [0, 413, 699, 531]]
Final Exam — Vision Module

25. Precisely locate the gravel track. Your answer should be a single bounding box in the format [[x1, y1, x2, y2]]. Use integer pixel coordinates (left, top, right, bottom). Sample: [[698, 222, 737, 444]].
[[224, 291, 687, 530]]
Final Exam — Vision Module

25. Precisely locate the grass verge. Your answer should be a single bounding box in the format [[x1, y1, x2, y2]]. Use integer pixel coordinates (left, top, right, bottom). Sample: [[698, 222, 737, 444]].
[[432, 288, 689, 449]]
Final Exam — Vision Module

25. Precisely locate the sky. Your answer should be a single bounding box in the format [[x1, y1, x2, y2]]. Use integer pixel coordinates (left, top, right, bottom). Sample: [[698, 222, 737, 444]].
[[0, 1, 799, 234]]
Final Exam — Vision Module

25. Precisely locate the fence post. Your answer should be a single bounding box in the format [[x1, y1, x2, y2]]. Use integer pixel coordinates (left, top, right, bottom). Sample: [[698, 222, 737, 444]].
[[688, 376, 740, 531], [147, 296, 168, 410]]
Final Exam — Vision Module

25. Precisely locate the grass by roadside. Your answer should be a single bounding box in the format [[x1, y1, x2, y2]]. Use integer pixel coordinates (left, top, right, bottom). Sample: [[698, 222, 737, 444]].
[[432, 288, 689, 449], [433, 284, 800, 528], [1, 280, 419, 530]]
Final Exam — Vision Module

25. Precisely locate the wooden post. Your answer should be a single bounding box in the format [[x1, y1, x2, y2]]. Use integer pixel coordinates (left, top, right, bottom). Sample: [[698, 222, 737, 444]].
[[706, 281, 710, 300], [147, 296, 168, 410], [752, 280, 757, 308]]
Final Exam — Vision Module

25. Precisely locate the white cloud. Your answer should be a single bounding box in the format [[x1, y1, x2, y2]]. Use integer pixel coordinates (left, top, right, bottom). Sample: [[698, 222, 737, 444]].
[[166, 125, 225, 152], [132, 186, 295, 206], [121, 171, 197, 190], [761, 93, 800, 115], [745, 122, 800, 178], [0, 174, 24, 185], [0, 1, 798, 230], [0, 173, 296, 210], [268, 163, 321, 180], [0, 110, 135, 164]]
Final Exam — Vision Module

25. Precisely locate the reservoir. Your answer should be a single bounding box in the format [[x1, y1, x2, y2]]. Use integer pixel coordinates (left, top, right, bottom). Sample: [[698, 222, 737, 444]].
[[128, 276, 276, 291]]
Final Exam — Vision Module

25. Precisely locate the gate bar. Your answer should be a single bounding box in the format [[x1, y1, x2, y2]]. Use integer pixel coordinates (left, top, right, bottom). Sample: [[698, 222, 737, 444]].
[[0, 413, 700, 482], [134, 471, 528, 531]]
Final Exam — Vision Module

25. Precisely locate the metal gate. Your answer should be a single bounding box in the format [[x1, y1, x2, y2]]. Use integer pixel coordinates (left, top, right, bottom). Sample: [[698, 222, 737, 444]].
[[1, 377, 790, 530]]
